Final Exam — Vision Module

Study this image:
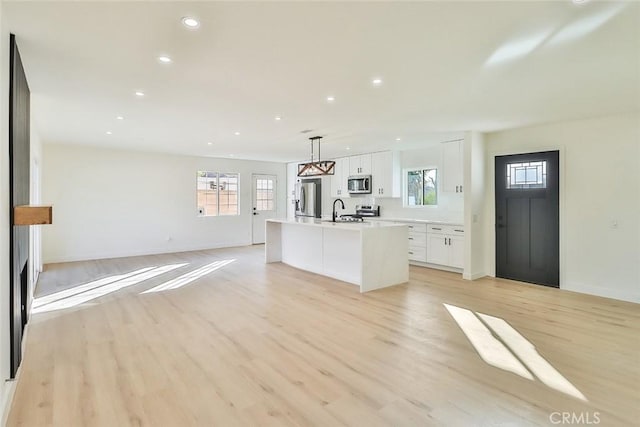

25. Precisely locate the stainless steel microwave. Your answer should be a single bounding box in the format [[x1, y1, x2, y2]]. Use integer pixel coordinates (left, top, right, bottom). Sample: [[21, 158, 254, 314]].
[[347, 175, 372, 194]]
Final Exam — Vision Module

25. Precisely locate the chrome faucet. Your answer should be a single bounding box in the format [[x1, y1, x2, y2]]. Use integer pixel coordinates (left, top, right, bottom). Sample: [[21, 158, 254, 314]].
[[332, 198, 345, 222]]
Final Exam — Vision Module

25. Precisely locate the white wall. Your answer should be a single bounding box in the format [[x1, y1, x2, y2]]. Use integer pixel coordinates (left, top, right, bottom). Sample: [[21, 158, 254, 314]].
[[0, 2, 14, 420], [463, 131, 486, 280], [483, 112, 640, 303], [28, 120, 42, 304], [42, 144, 286, 263]]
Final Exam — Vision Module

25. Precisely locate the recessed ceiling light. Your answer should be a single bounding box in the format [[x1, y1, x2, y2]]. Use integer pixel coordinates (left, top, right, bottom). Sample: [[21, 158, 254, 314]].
[[116, 116, 124, 120], [135, 91, 145, 97], [372, 78, 383, 86], [346, 147, 351, 150], [326, 96, 335, 102], [207, 142, 213, 145], [229, 154, 234, 157], [106, 131, 112, 135], [182, 17, 200, 29], [157, 56, 172, 64], [572, 0, 588, 3], [395, 137, 401, 141], [275, 116, 282, 121], [234, 131, 240, 136]]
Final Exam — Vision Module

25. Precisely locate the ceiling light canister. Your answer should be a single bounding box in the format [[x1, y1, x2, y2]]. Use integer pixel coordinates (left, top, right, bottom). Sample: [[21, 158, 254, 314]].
[[182, 17, 200, 29]]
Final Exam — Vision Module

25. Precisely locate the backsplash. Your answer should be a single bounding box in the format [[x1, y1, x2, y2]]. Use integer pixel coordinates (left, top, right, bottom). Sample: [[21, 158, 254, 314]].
[[323, 192, 463, 223]]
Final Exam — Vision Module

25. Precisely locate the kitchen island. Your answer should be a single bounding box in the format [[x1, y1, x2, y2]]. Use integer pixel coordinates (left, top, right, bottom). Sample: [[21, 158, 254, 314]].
[[266, 218, 409, 292]]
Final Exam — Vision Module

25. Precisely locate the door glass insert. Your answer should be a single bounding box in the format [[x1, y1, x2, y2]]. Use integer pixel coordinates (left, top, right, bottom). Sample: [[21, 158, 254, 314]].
[[506, 161, 547, 189], [255, 178, 274, 211]]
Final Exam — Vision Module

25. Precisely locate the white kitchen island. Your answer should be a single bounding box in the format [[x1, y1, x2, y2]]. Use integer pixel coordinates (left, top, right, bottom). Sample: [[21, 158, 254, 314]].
[[266, 218, 409, 292]]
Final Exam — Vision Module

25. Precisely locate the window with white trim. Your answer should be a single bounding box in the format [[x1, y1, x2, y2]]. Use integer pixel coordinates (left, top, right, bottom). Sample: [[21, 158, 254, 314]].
[[197, 171, 239, 216], [405, 168, 438, 206]]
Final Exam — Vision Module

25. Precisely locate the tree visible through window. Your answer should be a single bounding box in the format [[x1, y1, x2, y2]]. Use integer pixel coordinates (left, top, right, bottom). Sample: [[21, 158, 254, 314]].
[[197, 171, 239, 216], [406, 168, 438, 206]]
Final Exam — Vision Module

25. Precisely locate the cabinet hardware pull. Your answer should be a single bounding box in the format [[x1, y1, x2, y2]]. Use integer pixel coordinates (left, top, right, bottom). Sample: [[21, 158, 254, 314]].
[[455, 186, 458, 193], [455, 229, 463, 232], [448, 238, 451, 245], [460, 185, 463, 192], [409, 251, 414, 255], [408, 237, 413, 240], [444, 237, 447, 245], [432, 227, 441, 230]]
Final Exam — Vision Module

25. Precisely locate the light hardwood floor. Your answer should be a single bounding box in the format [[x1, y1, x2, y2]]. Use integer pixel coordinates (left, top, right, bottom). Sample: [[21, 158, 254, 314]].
[[7, 245, 640, 426]]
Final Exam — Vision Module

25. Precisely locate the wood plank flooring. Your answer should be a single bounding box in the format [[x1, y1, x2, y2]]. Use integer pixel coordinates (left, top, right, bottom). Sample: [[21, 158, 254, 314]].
[[7, 245, 640, 426]]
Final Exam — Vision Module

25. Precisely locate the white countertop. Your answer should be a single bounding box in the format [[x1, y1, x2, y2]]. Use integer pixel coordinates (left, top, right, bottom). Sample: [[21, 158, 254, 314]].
[[267, 217, 407, 230], [368, 217, 464, 227]]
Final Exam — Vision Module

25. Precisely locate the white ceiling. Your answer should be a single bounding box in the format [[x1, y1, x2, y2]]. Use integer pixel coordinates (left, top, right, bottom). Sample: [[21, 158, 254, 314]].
[[5, 1, 640, 162]]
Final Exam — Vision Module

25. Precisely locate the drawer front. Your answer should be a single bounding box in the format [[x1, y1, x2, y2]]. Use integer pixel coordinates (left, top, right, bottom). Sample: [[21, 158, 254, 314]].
[[448, 226, 465, 236], [427, 224, 465, 235], [427, 224, 446, 234], [408, 246, 427, 262], [405, 223, 427, 233], [408, 232, 427, 246]]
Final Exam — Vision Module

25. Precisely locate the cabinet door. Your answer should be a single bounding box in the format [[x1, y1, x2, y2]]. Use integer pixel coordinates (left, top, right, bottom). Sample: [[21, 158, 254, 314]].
[[448, 235, 465, 269], [349, 154, 372, 175], [359, 154, 372, 175], [427, 233, 448, 265], [442, 141, 462, 193], [349, 156, 360, 176], [333, 158, 350, 198], [371, 151, 390, 196], [330, 159, 342, 197]]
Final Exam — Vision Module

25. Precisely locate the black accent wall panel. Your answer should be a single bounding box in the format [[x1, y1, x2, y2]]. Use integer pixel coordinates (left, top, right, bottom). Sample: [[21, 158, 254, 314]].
[[9, 34, 31, 378]]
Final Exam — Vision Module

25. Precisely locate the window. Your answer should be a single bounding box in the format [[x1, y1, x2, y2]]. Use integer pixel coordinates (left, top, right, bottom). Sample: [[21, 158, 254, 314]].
[[197, 171, 239, 216], [405, 168, 438, 206], [506, 160, 547, 189]]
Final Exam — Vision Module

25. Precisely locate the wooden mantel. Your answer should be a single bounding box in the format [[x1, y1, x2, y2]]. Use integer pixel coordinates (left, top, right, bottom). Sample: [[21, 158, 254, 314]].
[[13, 205, 53, 226]]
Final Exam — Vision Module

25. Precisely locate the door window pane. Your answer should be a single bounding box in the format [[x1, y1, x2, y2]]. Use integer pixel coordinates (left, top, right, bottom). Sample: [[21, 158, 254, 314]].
[[506, 161, 547, 189], [256, 178, 275, 211]]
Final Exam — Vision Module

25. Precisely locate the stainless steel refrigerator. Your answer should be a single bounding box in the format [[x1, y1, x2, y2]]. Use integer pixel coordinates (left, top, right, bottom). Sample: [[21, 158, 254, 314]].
[[295, 179, 321, 218]]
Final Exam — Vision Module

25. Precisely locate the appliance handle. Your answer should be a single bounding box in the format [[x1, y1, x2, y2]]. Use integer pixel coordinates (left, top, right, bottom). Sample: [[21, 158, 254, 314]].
[[300, 186, 306, 212]]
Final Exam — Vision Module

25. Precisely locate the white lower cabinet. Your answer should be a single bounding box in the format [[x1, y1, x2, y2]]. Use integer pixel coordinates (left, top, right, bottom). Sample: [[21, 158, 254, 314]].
[[426, 225, 464, 269], [406, 223, 428, 263]]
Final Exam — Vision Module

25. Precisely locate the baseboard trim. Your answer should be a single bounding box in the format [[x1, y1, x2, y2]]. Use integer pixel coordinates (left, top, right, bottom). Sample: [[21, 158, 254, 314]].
[[561, 282, 640, 304], [43, 240, 253, 264], [0, 319, 32, 425], [463, 271, 487, 281]]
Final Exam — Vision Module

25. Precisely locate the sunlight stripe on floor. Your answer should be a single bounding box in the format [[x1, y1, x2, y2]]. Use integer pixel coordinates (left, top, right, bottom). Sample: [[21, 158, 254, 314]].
[[141, 259, 235, 294]]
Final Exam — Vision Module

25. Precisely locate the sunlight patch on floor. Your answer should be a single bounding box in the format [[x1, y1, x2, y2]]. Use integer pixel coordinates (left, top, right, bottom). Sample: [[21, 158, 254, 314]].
[[141, 259, 236, 294], [32, 263, 188, 313], [443, 303, 533, 380], [444, 303, 587, 402]]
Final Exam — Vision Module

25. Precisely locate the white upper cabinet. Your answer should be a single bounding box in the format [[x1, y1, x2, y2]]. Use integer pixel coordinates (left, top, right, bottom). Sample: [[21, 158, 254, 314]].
[[371, 151, 400, 198], [330, 157, 350, 198], [349, 154, 372, 176], [442, 140, 463, 193]]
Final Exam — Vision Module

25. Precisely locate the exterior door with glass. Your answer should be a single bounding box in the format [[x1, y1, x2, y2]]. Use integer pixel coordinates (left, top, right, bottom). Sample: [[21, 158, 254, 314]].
[[252, 174, 278, 244]]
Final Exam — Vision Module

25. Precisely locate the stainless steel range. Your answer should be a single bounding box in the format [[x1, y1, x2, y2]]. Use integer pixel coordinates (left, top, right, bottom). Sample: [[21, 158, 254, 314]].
[[337, 204, 380, 222]]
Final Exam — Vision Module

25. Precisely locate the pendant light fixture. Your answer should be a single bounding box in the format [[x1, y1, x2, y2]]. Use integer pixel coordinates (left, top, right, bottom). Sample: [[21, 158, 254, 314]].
[[297, 136, 336, 177]]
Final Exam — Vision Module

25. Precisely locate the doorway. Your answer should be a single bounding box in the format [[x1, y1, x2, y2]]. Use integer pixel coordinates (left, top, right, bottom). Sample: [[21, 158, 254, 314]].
[[252, 174, 278, 244], [495, 151, 559, 287]]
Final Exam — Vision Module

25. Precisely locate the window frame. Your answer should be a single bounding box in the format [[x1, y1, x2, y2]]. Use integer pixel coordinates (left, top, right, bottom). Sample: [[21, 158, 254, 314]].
[[196, 171, 240, 217], [402, 166, 439, 208]]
